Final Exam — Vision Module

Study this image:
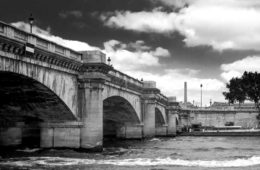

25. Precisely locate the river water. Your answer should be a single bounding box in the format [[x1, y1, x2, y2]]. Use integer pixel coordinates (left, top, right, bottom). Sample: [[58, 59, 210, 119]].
[[1, 136, 260, 170]]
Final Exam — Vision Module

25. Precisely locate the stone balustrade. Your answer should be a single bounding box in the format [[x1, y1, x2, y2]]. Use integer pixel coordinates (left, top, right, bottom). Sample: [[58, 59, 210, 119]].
[[108, 69, 144, 93], [0, 21, 82, 62]]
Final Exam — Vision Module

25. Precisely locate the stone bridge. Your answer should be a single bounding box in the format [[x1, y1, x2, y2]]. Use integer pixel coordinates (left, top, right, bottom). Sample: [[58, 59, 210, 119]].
[[0, 21, 178, 150]]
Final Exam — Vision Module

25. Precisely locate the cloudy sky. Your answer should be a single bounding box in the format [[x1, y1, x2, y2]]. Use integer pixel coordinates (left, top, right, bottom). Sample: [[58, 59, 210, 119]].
[[1, 0, 260, 106]]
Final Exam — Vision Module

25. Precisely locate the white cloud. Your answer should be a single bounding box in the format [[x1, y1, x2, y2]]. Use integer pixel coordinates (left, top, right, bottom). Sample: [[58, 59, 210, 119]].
[[11, 21, 99, 51], [220, 56, 260, 81], [101, 9, 178, 33], [103, 39, 170, 71], [153, 47, 170, 57], [126, 69, 225, 104], [220, 70, 242, 82], [100, 0, 260, 51]]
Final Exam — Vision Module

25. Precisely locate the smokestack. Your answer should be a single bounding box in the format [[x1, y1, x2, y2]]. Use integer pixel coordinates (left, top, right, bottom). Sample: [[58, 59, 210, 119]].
[[184, 82, 187, 104]]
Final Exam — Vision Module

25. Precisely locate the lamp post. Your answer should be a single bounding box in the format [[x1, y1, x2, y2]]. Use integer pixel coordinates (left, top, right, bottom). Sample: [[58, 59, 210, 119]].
[[28, 14, 34, 34], [200, 84, 203, 108], [107, 57, 111, 66]]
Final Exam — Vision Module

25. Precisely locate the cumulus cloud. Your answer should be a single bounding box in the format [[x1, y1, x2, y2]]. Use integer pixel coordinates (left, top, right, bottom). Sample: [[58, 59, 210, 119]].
[[100, 9, 178, 33], [153, 47, 170, 57], [126, 69, 225, 104], [11, 21, 99, 51], [103, 39, 170, 71], [103, 39, 225, 104], [100, 0, 260, 51], [220, 56, 260, 81]]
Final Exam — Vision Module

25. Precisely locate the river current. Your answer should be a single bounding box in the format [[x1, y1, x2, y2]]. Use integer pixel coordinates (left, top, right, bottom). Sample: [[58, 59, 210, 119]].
[[1, 136, 260, 170]]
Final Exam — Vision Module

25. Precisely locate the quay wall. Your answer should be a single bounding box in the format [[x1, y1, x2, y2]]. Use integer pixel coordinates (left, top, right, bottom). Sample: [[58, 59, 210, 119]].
[[180, 110, 259, 129]]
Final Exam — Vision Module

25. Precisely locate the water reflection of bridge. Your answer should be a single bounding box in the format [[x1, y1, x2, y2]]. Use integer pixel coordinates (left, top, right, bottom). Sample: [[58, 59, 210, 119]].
[[0, 21, 178, 150]]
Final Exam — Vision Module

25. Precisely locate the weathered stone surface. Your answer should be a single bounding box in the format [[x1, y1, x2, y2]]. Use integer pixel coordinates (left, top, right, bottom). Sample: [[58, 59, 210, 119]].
[[116, 124, 143, 139], [0, 127, 22, 146], [0, 71, 77, 122], [80, 82, 103, 149], [155, 126, 167, 136], [143, 102, 155, 137], [40, 128, 53, 148], [167, 113, 177, 136], [0, 55, 79, 120], [125, 125, 143, 138], [54, 128, 80, 148]]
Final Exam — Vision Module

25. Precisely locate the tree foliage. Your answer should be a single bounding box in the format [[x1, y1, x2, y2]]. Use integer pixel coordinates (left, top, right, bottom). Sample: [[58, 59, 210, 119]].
[[223, 71, 260, 109]]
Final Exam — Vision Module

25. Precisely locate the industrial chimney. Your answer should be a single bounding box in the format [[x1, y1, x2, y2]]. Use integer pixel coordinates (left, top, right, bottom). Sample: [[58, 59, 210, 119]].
[[184, 81, 187, 105]]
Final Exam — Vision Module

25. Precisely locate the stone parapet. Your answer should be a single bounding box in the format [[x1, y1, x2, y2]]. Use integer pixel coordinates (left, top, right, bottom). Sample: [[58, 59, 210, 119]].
[[0, 21, 82, 62]]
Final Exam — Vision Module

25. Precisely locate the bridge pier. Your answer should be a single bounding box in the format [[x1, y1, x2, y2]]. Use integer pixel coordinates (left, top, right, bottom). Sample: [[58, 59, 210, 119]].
[[167, 112, 178, 136], [167, 97, 180, 136], [78, 51, 111, 151], [79, 81, 104, 150], [143, 101, 156, 137], [117, 123, 143, 139], [155, 124, 168, 136], [0, 122, 23, 147], [40, 122, 82, 148]]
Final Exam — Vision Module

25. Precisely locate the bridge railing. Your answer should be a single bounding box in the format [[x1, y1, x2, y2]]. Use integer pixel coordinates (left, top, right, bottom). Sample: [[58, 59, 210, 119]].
[[157, 93, 169, 105], [0, 21, 82, 62], [108, 69, 144, 93]]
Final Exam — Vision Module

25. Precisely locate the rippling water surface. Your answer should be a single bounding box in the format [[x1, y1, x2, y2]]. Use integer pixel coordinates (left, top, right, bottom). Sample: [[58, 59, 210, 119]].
[[1, 136, 260, 170]]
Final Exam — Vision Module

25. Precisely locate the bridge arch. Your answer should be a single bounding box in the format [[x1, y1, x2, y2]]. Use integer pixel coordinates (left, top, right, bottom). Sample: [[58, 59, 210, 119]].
[[102, 85, 142, 121], [103, 95, 141, 139], [0, 57, 79, 118], [154, 106, 168, 136], [0, 71, 77, 123], [0, 71, 78, 148], [155, 107, 166, 126], [155, 105, 167, 125]]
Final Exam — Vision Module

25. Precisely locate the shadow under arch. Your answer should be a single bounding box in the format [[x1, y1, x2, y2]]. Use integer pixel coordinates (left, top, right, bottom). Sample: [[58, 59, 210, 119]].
[[155, 107, 166, 126], [0, 71, 77, 124], [103, 96, 140, 139]]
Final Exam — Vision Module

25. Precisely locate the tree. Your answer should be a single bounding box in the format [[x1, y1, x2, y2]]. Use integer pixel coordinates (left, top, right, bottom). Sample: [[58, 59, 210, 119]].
[[223, 77, 246, 105], [223, 71, 260, 122], [241, 71, 260, 108]]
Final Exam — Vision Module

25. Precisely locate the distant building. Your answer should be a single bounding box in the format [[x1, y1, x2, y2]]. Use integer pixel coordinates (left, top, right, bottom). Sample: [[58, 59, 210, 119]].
[[179, 101, 197, 109], [210, 102, 257, 110]]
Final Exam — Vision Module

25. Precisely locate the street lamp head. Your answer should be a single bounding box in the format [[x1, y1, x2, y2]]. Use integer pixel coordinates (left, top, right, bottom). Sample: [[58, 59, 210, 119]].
[[28, 13, 34, 25], [107, 57, 111, 65], [28, 14, 34, 34], [200, 84, 203, 88]]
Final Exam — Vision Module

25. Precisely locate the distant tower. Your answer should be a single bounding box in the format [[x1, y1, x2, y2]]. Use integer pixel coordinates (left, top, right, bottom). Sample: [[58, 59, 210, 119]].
[[184, 82, 187, 105]]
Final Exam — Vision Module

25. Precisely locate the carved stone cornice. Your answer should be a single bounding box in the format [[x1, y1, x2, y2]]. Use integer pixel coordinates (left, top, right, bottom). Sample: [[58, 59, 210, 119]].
[[0, 37, 25, 55], [143, 88, 160, 94], [79, 63, 112, 74], [0, 35, 82, 72], [78, 78, 105, 91]]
